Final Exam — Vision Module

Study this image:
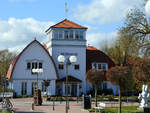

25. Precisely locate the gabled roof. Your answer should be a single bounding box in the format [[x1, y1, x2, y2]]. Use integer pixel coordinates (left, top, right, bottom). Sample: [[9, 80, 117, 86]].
[[46, 19, 87, 32], [6, 39, 58, 80], [86, 46, 115, 72]]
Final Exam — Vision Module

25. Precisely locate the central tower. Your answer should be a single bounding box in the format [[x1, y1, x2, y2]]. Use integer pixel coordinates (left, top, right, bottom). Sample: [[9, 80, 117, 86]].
[[46, 19, 87, 95]]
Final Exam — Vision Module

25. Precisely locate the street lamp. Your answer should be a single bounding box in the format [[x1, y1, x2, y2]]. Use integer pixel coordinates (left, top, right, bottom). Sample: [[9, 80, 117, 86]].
[[145, 0, 150, 16], [57, 55, 77, 113], [32, 68, 43, 105]]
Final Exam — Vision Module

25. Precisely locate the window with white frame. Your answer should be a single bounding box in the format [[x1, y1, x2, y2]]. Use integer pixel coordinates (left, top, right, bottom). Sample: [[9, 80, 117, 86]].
[[75, 31, 79, 39], [92, 63, 108, 70], [64, 30, 69, 39], [70, 30, 73, 39], [54, 30, 63, 39], [27, 61, 43, 71], [79, 31, 83, 39]]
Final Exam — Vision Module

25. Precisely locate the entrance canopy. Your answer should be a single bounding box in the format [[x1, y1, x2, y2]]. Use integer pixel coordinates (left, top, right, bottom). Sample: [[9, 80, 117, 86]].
[[57, 75, 82, 82]]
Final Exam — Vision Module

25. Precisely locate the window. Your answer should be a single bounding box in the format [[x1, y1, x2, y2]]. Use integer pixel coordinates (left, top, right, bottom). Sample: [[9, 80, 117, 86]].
[[65, 31, 69, 39], [59, 64, 64, 70], [32, 62, 35, 69], [27, 62, 31, 69], [103, 82, 107, 89], [79, 31, 83, 39], [54, 31, 63, 39], [39, 62, 42, 69], [59, 31, 63, 39], [42, 82, 47, 92], [75, 31, 79, 39], [21, 82, 27, 96], [74, 64, 80, 70], [32, 82, 36, 95], [70, 30, 73, 39], [92, 63, 108, 70], [35, 62, 38, 69], [54, 31, 59, 39]]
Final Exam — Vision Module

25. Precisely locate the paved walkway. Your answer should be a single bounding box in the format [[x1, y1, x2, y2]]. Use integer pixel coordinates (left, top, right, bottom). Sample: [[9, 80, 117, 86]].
[[1, 98, 89, 113], [0, 98, 139, 113]]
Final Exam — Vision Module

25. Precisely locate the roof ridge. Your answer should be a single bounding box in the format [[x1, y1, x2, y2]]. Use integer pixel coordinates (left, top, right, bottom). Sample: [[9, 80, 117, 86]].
[[46, 19, 87, 32]]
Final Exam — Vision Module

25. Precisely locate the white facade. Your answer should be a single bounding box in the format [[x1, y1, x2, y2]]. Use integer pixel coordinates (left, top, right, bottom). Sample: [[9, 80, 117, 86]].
[[46, 27, 87, 96], [7, 19, 119, 96], [8, 40, 57, 96]]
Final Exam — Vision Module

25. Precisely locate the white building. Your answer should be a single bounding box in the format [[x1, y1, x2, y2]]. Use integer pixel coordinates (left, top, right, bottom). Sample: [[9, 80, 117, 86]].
[[7, 19, 118, 96]]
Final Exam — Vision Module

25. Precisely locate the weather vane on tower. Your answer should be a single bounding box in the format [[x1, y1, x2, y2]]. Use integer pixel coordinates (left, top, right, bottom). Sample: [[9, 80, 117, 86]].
[[65, 2, 68, 19]]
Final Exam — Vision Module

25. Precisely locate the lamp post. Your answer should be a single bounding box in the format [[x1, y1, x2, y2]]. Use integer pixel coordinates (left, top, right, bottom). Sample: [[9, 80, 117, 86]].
[[57, 55, 77, 113], [32, 68, 43, 105]]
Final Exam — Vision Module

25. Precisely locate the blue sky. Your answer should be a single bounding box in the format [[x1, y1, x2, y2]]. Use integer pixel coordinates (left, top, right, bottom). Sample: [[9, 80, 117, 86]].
[[0, 0, 145, 52]]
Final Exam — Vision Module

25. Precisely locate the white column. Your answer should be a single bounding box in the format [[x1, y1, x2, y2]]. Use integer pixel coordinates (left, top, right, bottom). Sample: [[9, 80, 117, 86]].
[[77, 83, 79, 96], [63, 82, 65, 96], [73, 30, 75, 39]]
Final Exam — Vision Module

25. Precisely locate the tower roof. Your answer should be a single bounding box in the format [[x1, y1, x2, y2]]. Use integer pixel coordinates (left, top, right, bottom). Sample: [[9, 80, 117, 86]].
[[46, 19, 87, 32]]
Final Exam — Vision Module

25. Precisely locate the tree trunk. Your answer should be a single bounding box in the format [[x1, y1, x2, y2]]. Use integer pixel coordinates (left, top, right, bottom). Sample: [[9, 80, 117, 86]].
[[95, 84, 98, 107], [118, 87, 122, 113]]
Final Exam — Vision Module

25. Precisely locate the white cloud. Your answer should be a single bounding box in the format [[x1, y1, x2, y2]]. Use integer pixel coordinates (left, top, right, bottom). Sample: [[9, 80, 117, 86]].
[[87, 31, 118, 49], [74, 0, 143, 24], [0, 18, 54, 52]]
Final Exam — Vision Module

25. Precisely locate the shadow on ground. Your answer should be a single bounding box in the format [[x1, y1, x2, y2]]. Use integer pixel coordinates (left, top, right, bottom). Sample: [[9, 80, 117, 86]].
[[15, 111, 45, 113]]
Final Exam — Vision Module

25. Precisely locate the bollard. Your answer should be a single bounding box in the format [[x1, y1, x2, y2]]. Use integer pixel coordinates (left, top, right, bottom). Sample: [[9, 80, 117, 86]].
[[68, 100, 70, 109], [53, 99, 55, 111], [77, 96, 79, 103], [32, 103, 34, 110]]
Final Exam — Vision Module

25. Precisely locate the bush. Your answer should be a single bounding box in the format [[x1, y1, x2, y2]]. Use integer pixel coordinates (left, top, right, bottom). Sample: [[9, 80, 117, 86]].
[[87, 88, 114, 97]]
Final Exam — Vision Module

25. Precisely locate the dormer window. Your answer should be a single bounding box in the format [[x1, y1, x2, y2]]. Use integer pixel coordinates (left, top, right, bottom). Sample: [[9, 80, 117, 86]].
[[92, 63, 108, 70]]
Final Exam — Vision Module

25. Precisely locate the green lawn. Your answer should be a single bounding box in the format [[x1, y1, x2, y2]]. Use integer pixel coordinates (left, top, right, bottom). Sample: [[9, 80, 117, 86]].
[[88, 106, 143, 113], [0, 109, 12, 113]]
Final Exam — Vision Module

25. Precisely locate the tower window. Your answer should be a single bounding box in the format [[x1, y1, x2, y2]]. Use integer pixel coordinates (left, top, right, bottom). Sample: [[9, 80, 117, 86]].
[[65, 31, 69, 39], [59, 31, 63, 39], [70, 30, 73, 39], [79, 31, 83, 39], [74, 64, 80, 70], [75, 31, 79, 39], [54, 31, 59, 39], [59, 64, 64, 70]]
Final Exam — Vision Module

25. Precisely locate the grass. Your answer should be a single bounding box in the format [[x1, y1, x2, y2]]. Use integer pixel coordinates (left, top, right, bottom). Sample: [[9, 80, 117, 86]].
[[88, 106, 143, 113], [0, 109, 13, 113]]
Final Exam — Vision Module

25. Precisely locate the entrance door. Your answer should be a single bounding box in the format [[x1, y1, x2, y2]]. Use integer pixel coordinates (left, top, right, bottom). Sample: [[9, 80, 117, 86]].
[[65, 84, 71, 96], [71, 84, 77, 97]]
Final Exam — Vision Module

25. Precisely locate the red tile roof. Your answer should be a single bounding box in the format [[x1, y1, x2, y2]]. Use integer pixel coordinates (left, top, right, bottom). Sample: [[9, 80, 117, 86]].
[[46, 19, 87, 32], [6, 39, 58, 80], [86, 46, 115, 72], [6, 55, 18, 79]]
